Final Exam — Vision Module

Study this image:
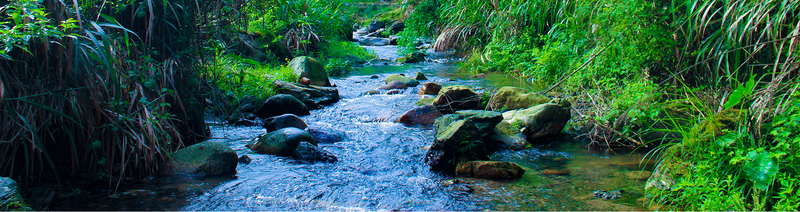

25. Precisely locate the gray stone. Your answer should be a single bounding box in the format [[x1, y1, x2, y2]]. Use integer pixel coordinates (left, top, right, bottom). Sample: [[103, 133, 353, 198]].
[[456, 110, 504, 137], [486, 121, 528, 150], [162, 141, 238, 177], [425, 120, 489, 172]]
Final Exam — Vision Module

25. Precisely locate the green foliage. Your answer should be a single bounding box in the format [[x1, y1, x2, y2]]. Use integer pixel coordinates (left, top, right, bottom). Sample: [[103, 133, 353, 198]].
[[0, 0, 77, 59], [206, 54, 296, 102], [316, 40, 374, 76]]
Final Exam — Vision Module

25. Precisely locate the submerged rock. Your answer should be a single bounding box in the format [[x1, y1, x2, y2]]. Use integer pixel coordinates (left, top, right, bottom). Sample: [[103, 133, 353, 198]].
[[418, 82, 441, 95], [385, 74, 420, 87], [255, 94, 310, 118], [502, 99, 571, 140], [162, 141, 238, 177], [290, 56, 331, 86], [307, 124, 347, 143], [272, 80, 340, 109], [433, 86, 480, 113], [488, 86, 550, 111], [265, 114, 308, 132], [246, 127, 316, 156], [1, 177, 32, 211], [292, 142, 337, 163], [455, 161, 525, 179], [396, 105, 443, 126]]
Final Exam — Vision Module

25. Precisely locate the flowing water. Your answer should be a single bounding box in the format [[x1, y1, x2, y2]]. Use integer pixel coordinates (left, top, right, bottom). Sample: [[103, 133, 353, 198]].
[[52, 46, 654, 211]]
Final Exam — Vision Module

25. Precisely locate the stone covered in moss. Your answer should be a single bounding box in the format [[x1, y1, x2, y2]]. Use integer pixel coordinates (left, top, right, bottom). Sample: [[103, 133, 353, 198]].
[[163, 141, 238, 177], [488, 86, 550, 111], [385, 74, 420, 87], [289, 56, 331, 86], [246, 127, 317, 156]]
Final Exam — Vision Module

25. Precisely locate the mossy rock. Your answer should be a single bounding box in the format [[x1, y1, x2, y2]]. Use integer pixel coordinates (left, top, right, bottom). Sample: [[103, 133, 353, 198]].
[[488, 86, 550, 111], [163, 141, 238, 177], [426, 119, 489, 172], [415, 97, 435, 106], [385, 74, 420, 87], [433, 85, 480, 113], [396, 52, 426, 63], [289, 56, 331, 86], [501, 99, 571, 140]]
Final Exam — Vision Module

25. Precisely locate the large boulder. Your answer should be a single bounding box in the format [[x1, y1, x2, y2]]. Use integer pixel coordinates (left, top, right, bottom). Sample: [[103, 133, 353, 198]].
[[265, 114, 308, 131], [455, 110, 504, 137], [1, 177, 31, 211], [455, 161, 525, 179], [292, 142, 337, 163], [289, 56, 331, 86], [162, 141, 238, 177], [418, 82, 441, 95], [385, 74, 420, 87], [237, 95, 263, 113], [246, 127, 317, 156], [485, 121, 528, 150], [255, 94, 310, 118], [396, 52, 426, 63], [488, 86, 550, 111], [425, 120, 489, 172], [433, 86, 480, 113], [367, 20, 385, 33], [502, 99, 571, 140], [396, 105, 443, 126], [272, 80, 340, 109]]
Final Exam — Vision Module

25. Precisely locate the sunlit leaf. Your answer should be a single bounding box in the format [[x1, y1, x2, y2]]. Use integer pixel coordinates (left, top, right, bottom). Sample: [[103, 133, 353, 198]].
[[743, 150, 779, 190]]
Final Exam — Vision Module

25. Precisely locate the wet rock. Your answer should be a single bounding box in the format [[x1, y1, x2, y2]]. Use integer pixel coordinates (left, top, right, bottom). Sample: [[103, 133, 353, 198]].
[[501, 99, 571, 140], [308, 125, 346, 143], [162, 141, 238, 177], [265, 114, 308, 131], [386, 89, 403, 95], [367, 59, 395, 65], [488, 86, 550, 111], [418, 82, 441, 95], [415, 72, 428, 80], [433, 85, 480, 113], [455, 110, 504, 137], [425, 120, 488, 172], [238, 155, 252, 164], [416, 97, 435, 106], [289, 56, 331, 87], [455, 161, 525, 179], [378, 81, 407, 90], [365, 90, 380, 95], [360, 37, 391, 46], [396, 105, 443, 126], [367, 20, 385, 33], [370, 75, 380, 79], [485, 121, 528, 150], [389, 35, 400, 45], [255, 94, 310, 118], [237, 95, 263, 113], [626, 171, 653, 180], [292, 142, 337, 163], [396, 52, 426, 63], [246, 127, 317, 156], [233, 118, 260, 127], [299, 77, 312, 85], [272, 80, 340, 109], [1, 177, 31, 211], [385, 74, 420, 87]]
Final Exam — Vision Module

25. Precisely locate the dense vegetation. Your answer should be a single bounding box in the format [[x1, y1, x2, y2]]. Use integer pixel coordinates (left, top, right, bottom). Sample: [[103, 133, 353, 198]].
[[0, 0, 371, 187], [399, 0, 799, 210]]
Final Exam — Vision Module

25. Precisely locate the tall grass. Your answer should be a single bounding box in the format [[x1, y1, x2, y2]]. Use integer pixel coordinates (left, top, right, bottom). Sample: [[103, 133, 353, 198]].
[[1, 0, 213, 187]]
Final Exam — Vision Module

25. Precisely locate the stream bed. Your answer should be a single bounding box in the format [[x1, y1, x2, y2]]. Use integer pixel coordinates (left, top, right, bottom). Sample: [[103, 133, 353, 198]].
[[52, 48, 654, 211]]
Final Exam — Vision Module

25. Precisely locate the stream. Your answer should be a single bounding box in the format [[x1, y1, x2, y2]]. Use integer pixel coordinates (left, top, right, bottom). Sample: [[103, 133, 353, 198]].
[[53, 46, 654, 211]]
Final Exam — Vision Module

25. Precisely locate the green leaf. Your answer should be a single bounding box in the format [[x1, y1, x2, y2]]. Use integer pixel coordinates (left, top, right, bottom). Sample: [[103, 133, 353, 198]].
[[743, 150, 779, 190], [716, 132, 739, 147], [723, 75, 755, 110]]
